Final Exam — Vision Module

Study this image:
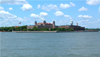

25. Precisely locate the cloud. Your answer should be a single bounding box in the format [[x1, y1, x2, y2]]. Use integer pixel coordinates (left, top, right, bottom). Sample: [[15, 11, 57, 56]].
[[78, 15, 93, 19], [0, 11, 25, 26], [81, 19, 89, 22], [70, 2, 75, 7], [0, 0, 28, 5], [9, 7, 13, 10], [78, 19, 100, 28], [30, 13, 44, 20], [0, 6, 4, 11], [60, 4, 70, 9], [99, 7, 100, 13], [37, 4, 40, 9], [0, 11, 23, 21], [86, 0, 100, 5], [42, 4, 59, 11], [60, 2, 75, 9], [54, 11, 64, 17], [21, 4, 34, 11], [30, 13, 40, 19], [64, 15, 72, 19], [39, 12, 48, 17], [54, 11, 72, 19], [30, 12, 48, 20], [78, 7, 88, 11]]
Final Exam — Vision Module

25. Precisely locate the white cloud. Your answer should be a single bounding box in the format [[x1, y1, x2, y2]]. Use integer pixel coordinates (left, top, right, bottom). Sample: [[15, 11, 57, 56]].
[[0, 0, 28, 5], [30, 13, 41, 19], [37, 4, 40, 9], [21, 4, 33, 11], [82, 19, 89, 22], [78, 7, 88, 11], [78, 15, 93, 19], [9, 7, 13, 10], [39, 12, 48, 17], [54, 11, 72, 19], [70, 2, 75, 7], [30, 12, 48, 20], [78, 19, 100, 28], [30, 13, 44, 20], [0, 11, 25, 26], [60, 2, 75, 9], [42, 4, 59, 11], [0, 11, 23, 21], [64, 15, 72, 19], [99, 7, 100, 13], [60, 4, 70, 9], [86, 0, 100, 5], [54, 11, 64, 17], [98, 20, 100, 22], [0, 6, 4, 11]]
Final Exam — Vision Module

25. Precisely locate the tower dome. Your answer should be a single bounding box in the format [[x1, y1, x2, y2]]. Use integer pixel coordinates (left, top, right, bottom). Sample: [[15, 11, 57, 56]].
[[70, 20, 73, 26]]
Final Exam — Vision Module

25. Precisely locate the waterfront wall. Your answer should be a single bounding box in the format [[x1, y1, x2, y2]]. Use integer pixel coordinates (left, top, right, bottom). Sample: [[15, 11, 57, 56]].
[[12, 31, 57, 33]]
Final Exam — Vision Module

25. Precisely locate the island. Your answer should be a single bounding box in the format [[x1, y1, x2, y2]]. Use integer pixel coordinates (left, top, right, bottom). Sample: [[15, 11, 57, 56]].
[[0, 20, 99, 32]]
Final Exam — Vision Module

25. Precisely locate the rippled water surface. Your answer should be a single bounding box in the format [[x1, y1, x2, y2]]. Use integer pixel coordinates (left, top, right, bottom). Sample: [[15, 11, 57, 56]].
[[0, 32, 100, 57]]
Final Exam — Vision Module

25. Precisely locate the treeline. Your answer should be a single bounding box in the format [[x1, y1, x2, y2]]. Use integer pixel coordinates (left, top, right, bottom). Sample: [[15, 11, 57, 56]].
[[85, 28, 100, 30], [0, 26, 27, 32], [28, 27, 74, 31], [0, 25, 74, 32]]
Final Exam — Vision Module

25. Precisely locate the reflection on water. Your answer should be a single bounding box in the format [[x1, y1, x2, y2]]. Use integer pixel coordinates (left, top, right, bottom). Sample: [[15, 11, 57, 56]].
[[1, 32, 100, 57]]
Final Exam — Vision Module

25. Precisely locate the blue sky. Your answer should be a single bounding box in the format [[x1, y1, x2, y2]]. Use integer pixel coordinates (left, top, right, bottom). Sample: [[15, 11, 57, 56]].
[[0, 0, 100, 28]]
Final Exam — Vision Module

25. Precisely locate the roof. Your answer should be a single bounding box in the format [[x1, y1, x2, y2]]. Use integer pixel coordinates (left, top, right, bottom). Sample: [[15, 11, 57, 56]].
[[37, 23, 43, 24], [37, 23, 52, 25]]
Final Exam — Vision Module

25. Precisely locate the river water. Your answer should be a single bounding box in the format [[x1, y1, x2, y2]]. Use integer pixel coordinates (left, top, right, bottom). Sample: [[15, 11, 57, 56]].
[[0, 32, 100, 57]]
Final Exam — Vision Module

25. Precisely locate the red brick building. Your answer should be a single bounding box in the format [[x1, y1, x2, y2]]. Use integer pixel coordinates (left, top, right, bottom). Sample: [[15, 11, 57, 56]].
[[27, 21, 85, 30]]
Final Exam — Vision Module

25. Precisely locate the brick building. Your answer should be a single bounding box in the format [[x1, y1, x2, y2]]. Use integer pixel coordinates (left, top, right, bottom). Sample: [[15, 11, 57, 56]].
[[27, 21, 85, 30], [27, 21, 57, 29]]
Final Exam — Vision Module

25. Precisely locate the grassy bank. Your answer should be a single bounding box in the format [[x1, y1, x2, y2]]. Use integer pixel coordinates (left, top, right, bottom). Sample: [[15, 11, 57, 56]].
[[0, 25, 74, 32]]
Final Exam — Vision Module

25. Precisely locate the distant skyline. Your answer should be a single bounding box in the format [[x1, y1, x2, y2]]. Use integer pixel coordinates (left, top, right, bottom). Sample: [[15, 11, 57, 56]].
[[0, 0, 100, 28]]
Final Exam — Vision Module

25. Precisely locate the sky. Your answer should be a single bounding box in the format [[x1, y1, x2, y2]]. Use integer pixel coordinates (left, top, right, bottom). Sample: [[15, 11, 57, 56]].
[[0, 0, 100, 28]]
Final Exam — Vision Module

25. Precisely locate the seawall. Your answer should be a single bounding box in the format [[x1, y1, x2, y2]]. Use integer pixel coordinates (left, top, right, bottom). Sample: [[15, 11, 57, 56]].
[[12, 31, 57, 33]]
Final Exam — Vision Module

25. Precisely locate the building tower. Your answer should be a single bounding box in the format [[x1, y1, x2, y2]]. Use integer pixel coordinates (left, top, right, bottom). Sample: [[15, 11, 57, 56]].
[[70, 20, 73, 26], [77, 23, 78, 26], [53, 21, 55, 28], [43, 20, 46, 25], [35, 21, 37, 25]]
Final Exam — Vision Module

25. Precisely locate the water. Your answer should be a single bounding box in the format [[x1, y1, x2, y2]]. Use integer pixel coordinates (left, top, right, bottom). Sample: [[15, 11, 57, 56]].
[[0, 32, 100, 57]]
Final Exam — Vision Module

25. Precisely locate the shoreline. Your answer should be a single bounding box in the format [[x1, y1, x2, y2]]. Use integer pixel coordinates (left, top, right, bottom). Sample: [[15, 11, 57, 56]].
[[12, 31, 99, 33], [0, 30, 99, 33], [12, 31, 57, 33]]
